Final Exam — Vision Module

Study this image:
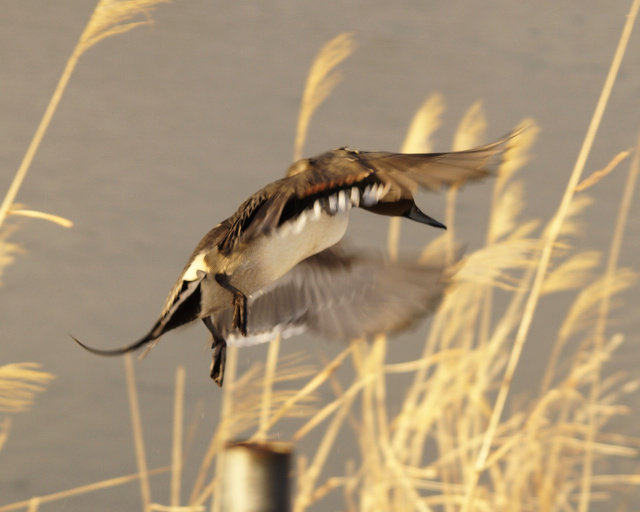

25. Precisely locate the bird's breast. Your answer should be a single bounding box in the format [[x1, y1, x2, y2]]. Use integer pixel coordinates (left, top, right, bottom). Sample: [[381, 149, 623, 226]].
[[200, 208, 349, 316], [236, 208, 349, 292]]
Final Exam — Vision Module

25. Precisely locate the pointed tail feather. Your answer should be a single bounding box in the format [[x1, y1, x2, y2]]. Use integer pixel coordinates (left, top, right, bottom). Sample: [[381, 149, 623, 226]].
[[70, 327, 159, 356], [72, 274, 205, 357]]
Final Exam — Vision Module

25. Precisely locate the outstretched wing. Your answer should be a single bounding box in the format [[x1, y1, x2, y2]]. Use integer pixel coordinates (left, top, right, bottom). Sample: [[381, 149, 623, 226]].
[[209, 243, 461, 345], [220, 131, 518, 252], [308, 130, 519, 204]]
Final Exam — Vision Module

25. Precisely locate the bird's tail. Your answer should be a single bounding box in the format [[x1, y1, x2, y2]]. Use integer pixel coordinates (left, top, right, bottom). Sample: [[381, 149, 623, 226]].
[[72, 275, 205, 356]]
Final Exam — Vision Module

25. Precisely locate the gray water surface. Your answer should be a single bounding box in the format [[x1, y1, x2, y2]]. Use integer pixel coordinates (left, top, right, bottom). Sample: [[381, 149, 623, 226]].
[[1, 1, 639, 510]]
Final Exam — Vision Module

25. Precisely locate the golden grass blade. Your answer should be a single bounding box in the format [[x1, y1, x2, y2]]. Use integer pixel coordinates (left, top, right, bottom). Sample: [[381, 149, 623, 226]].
[[492, 119, 539, 197], [452, 101, 486, 152], [467, 3, 640, 508], [391, 303, 449, 458], [477, 121, 535, 361], [0, 225, 24, 284], [250, 346, 352, 440], [253, 33, 355, 456], [401, 93, 446, 154], [383, 349, 465, 374], [79, 0, 168, 53], [207, 344, 237, 512], [443, 101, 488, 264], [0, 47, 75, 230], [188, 428, 224, 507], [207, 355, 317, 447], [453, 238, 540, 290], [256, 334, 281, 442], [576, 150, 631, 192], [373, 340, 390, 455], [550, 194, 593, 240], [344, 340, 389, 512], [124, 353, 152, 511], [489, 180, 527, 243], [150, 505, 205, 512], [0, 466, 170, 512], [541, 268, 637, 395], [595, 136, 640, 334], [171, 366, 186, 508], [293, 383, 357, 512], [386, 217, 402, 263], [0, 363, 54, 413], [8, 209, 73, 228], [25, 498, 39, 512], [579, 133, 640, 512], [293, 33, 355, 162], [0, 418, 10, 453], [541, 250, 601, 295], [292, 373, 370, 442], [489, 178, 541, 244]]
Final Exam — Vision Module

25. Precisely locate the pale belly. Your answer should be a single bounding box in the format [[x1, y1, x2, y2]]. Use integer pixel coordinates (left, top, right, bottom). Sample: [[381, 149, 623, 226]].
[[200, 210, 349, 315]]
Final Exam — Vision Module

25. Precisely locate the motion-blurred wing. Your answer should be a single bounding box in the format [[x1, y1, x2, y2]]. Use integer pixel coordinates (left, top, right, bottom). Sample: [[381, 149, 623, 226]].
[[210, 244, 460, 345]]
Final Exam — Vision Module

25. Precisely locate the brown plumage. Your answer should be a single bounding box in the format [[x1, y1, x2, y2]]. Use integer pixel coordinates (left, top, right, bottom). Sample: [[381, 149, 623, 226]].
[[73, 132, 517, 386]]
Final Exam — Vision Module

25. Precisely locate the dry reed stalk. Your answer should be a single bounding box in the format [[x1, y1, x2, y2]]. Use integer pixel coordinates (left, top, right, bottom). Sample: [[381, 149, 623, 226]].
[[372, 337, 390, 453], [383, 349, 464, 374], [293, 32, 355, 162], [125, 353, 153, 511], [25, 499, 39, 512], [391, 300, 447, 458], [293, 380, 358, 512], [11, 23, 638, 512], [0, 466, 171, 512], [6, 209, 72, 228], [171, 366, 186, 508], [576, 151, 631, 192], [255, 33, 356, 442], [373, 99, 447, 491], [188, 357, 316, 507], [418, 109, 508, 505], [479, 121, 539, 356], [256, 334, 280, 442], [0, 363, 55, 413], [388, 114, 528, 502], [401, 93, 445, 155], [292, 370, 371, 442], [444, 101, 486, 264], [250, 346, 352, 439], [206, 345, 237, 512], [578, 133, 640, 512], [352, 338, 393, 512], [0, 225, 24, 285], [150, 505, 205, 512], [0, 0, 166, 466], [467, 2, 640, 509], [388, 92, 445, 261], [539, 260, 631, 396], [0, 419, 9, 453], [0, 0, 166, 231]]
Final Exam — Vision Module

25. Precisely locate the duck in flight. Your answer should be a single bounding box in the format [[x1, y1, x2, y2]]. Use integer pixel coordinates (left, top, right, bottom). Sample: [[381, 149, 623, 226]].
[[73, 133, 516, 386]]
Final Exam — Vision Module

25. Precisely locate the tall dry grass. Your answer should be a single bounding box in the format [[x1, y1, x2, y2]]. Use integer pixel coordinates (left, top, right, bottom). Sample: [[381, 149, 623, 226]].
[[0, 0, 170, 456], [2, 1, 640, 511]]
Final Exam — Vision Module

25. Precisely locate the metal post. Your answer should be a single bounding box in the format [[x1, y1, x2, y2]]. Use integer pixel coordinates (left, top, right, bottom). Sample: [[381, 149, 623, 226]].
[[222, 441, 292, 512]]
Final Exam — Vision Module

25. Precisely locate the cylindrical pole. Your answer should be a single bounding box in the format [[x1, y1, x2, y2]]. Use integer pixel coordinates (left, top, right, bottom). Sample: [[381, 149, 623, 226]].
[[222, 441, 292, 512]]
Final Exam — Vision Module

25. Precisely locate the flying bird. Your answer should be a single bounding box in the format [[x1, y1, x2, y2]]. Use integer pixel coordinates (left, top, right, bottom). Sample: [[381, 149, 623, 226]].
[[73, 133, 516, 385]]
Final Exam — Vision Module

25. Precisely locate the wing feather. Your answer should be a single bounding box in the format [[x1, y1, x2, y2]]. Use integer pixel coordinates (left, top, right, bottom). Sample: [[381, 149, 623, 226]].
[[210, 243, 461, 345]]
